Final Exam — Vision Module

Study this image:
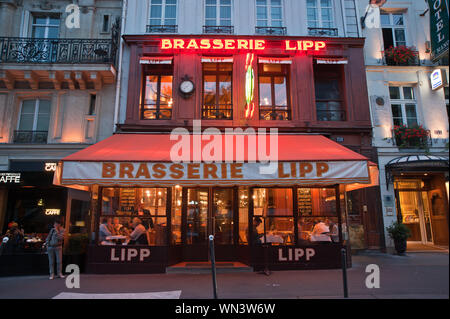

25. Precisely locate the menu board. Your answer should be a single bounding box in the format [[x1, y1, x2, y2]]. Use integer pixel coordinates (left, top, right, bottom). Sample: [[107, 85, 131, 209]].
[[298, 188, 312, 216], [120, 188, 136, 213]]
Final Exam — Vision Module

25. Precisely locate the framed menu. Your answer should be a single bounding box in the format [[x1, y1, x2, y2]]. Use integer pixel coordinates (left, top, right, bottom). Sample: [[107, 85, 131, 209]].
[[298, 188, 313, 216]]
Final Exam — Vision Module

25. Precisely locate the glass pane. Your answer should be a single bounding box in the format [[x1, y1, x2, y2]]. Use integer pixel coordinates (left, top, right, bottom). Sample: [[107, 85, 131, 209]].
[[219, 75, 232, 105], [253, 188, 293, 216], [257, 0, 267, 5], [380, 14, 390, 26], [298, 217, 339, 243], [144, 76, 158, 104], [159, 76, 173, 106], [307, 0, 316, 8], [315, 79, 340, 100], [321, 8, 332, 21], [403, 87, 414, 100], [389, 86, 400, 99], [257, 6, 267, 19], [206, 0, 216, 4], [204, 75, 217, 105], [165, 5, 177, 19], [138, 188, 167, 216], [274, 76, 287, 106], [393, 14, 404, 25], [262, 217, 294, 245], [150, 18, 162, 25], [405, 104, 418, 126], [393, 118, 403, 127], [221, 0, 231, 4], [166, 0, 177, 4], [150, 5, 162, 18], [394, 29, 406, 43], [239, 188, 249, 244], [307, 8, 317, 21], [220, 6, 231, 19], [259, 76, 272, 106], [213, 189, 233, 245], [32, 26, 46, 38], [321, 0, 331, 7], [391, 104, 402, 118], [187, 189, 208, 244], [271, 6, 282, 20], [271, 0, 281, 5], [19, 100, 36, 131], [36, 100, 50, 131], [172, 186, 182, 244], [206, 6, 216, 19], [47, 27, 59, 38]]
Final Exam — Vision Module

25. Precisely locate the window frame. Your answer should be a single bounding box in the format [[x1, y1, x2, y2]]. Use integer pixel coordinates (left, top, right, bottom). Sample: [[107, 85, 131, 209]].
[[381, 12, 407, 48], [17, 99, 51, 132], [313, 64, 346, 122], [202, 62, 233, 120], [205, 0, 232, 27], [306, 0, 334, 29], [148, 0, 178, 26], [31, 14, 60, 39], [389, 86, 419, 127], [140, 64, 174, 120], [256, 0, 284, 28], [258, 63, 291, 121]]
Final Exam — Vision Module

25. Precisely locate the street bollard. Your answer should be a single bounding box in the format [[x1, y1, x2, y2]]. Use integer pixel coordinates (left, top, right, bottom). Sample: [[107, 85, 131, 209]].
[[341, 248, 349, 298], [209, 235, 218, 299]]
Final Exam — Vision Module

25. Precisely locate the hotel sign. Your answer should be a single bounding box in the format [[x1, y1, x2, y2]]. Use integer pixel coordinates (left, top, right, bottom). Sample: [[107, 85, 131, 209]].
[[61, 161, 370, 187], [427, 0, 449, 61], [430, 68, 447, 90]]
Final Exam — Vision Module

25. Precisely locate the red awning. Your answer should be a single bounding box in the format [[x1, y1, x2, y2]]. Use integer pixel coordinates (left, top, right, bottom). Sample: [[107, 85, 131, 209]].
[[62, 133, 368, 162]]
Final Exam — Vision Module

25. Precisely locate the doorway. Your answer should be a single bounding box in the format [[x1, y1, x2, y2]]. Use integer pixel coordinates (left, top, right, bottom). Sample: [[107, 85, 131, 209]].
[[182, 187, 235, 261]]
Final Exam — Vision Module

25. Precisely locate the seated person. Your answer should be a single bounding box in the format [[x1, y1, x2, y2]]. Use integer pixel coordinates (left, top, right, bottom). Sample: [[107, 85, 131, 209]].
[[135, 203, 151, 216], [128, 218, 148, 245], [310, 221, 332, 243], [99, 218, 113, 243]]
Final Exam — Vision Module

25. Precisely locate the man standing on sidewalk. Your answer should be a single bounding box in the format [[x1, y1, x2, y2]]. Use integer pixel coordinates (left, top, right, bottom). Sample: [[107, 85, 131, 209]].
[[45, 219, 65, 280]]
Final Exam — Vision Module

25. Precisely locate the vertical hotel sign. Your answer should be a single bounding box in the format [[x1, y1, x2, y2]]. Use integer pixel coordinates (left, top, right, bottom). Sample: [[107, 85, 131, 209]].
[[428, 0, 449, 61]]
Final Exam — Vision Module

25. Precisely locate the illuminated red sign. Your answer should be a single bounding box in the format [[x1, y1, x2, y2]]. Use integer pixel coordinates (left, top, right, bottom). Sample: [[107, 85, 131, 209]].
[[160, 39, 327, 52]]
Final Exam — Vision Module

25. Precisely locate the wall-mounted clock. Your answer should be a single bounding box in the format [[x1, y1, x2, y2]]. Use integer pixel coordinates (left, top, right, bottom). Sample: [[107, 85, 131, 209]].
[[179, 75, 195, 98]]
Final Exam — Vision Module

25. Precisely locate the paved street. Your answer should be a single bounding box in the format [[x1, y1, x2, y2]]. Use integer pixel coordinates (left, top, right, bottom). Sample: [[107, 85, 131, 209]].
[[0, 252, 448, 299]]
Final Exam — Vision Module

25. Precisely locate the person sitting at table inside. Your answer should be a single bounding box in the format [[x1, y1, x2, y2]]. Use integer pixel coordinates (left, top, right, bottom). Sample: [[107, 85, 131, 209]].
[[113, 217, 128, 236], [128, 218, 148, 245], [310, 220, 332, 243], [136, 203, 150, 216], [99, 218, 113, 243]]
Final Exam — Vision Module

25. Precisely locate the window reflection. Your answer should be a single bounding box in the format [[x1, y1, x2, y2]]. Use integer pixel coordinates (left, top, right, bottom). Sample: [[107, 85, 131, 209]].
[[258, 63, 290, 121], [202, 63, 233, 120]]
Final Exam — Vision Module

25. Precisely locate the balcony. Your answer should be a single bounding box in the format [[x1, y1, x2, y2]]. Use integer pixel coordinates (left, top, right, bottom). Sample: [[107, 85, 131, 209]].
[[202, 105, 233, 120], [316, 102, 346, 121], [146, 25, 178, 33], [13, 131, 48, 144], [0, 37, 117, 65], [255, 27, 287, 35], [308, 27, 338, 37], [203, 25, 234, 34]]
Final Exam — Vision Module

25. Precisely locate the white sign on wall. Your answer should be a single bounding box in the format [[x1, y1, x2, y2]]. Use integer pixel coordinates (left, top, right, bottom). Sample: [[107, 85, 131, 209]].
[[430, 69, 447, 90]]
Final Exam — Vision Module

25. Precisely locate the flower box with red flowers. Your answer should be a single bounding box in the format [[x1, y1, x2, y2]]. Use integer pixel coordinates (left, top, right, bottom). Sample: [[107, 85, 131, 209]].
[[384, 46, 419, 66], [392, 124, 430, 149]]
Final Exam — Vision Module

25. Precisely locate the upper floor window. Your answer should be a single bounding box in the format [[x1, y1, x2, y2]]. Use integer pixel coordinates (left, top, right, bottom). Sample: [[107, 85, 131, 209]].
[[259, 63, 290, 121], [389, 86, 418, 127], [314, 64, 346, 121], [256, 0, 284, 34], [148, 0, 177, 32], [141, 64, 173, 120], [307, 0, 334, 29], [15, 99, 50, 144], [381, 12, 406, 49], [32, 14, 60, 38], [205, 0, 232, 26], [202, 62, 233, 120]]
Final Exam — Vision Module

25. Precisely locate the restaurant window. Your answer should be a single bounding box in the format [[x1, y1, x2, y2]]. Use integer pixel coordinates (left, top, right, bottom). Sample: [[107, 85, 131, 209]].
[[381, 12, 406, 49], [297, 188, 341, 244], [100, 188, 169, 246], [253, 188, 294, 245], [389, 86, 418, 127], [239, 187, 249, 244], [258, 63, 290, 120], [149, 0, 177, 26], [141, 64, 173, 120], [205, 0, 232, 26], [31, 14, 60, 38], [172, 186, 182, 245], [314, 64, 346, 121], [256, 0, 283, 27], [307, 0, 334, 29], [202, 62, 233, 120]]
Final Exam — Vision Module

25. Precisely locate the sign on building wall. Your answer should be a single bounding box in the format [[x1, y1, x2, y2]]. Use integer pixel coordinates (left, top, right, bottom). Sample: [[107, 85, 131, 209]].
[[428, 0, 449, 61], [430, 68, 448, 90]]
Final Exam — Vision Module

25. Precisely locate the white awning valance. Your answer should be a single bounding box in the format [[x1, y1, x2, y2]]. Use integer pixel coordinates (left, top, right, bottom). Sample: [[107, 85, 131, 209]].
[[315, 58, 348, 64], [140, 57, 173, 64], [201, 57, 233, 63], [259, 57, 292, 64]]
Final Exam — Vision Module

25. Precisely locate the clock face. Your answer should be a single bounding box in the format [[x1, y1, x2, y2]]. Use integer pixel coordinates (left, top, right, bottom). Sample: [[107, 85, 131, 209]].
[[180, 80, 194, 94]]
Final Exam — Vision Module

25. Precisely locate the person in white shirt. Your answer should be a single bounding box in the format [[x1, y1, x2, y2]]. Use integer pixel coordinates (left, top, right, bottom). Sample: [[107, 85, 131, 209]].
[[129, 218, 148, 245], [310, 221, 332, 243]]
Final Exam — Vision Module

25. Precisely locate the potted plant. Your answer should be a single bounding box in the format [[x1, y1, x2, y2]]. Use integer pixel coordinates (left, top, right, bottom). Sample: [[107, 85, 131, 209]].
[[386, 222, 411, 255], [393, 124, 430, 150], [384, 45, 418, 66]]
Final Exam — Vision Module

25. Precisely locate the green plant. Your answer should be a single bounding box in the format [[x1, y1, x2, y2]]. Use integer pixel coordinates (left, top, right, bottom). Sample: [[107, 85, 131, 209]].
[[64, 233, 89, 255], [386, 222, 411, 242]]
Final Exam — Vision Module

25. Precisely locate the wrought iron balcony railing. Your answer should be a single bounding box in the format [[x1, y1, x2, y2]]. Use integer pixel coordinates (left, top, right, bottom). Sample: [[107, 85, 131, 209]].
[[0, 37, 117, 65], [203, 25, 234, 34], [202, 104, 233, 120], [308, 27, 338, 37], [146, 25, 178, 33], [255, 26, 287, 35], [13, 131, 48, 144]]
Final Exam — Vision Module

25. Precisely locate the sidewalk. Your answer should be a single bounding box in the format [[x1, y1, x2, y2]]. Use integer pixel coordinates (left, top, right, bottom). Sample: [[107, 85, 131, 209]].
[[0, 252, 447, 299]]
